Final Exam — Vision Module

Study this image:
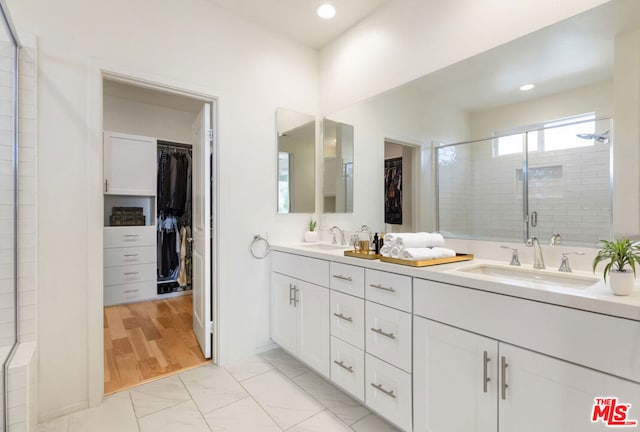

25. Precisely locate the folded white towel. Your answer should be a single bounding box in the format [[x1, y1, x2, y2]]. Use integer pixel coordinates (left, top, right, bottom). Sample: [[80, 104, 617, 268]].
[[394, 233, 445, 249], [431, 247, 456, 259], [380, 244, 392, 257], [401, 247, 435, 260], [390, 246, 403, 258]]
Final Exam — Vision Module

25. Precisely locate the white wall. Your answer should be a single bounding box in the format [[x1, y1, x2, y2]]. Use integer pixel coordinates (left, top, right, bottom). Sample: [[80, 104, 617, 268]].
[[319, 0, 610, 113], [7, 0, 318, 421]]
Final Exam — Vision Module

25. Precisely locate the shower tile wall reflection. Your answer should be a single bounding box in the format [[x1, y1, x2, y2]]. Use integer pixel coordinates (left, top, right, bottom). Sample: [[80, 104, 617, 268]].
[[438, 119, 612, 247]]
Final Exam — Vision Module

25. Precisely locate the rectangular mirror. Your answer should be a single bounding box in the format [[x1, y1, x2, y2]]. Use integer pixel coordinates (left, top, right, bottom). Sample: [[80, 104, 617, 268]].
[[322, 118, 354, 213], [276, 108, 315, 213]]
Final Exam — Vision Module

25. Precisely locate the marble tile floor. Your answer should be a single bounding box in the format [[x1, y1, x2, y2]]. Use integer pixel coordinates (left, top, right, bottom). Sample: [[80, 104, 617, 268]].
[[37, 347, 401, 432]]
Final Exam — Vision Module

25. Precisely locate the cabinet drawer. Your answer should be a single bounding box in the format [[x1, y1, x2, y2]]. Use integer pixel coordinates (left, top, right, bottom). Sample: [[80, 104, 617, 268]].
[[330, 262, 365, 298], [104, 245, 156, 267], [366, 301, 412, 372], [365, 269, 412, 312], [331, 291, 365, 349], [272, 251, 329, 287], [365, 353, 412, 432], [104, 263, 156, 286], [104, 281, 157, 306], [331, 337, 365, 402], [104, 226, 156, 248]]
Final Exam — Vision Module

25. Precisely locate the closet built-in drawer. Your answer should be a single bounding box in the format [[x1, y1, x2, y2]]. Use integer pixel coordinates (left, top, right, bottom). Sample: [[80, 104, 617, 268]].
[[104, 281, 157, 306], [365, 353, 412, 432], [104, 245, 156, 267], [365, 301, 412, 372], [104, 226, 156, 248], [104, 263, 156, 287], [331, 336, 365, 402], [365, 269, 412, 312], [331, 290, 365, 349], [330, 262, 365, 298]]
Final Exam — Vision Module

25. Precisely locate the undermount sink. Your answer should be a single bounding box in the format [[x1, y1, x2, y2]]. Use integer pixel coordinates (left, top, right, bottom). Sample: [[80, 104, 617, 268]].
[[454, 263, 600, 290], [299, 243, 352, 251]]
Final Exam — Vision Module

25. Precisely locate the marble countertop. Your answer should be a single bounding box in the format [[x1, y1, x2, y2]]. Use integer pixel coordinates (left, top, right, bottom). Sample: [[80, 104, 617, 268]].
[[272, 243, 640, 322]]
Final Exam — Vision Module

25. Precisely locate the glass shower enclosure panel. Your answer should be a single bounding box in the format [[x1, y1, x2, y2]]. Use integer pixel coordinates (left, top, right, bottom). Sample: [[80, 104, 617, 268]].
[[437, 136, 524, 242]]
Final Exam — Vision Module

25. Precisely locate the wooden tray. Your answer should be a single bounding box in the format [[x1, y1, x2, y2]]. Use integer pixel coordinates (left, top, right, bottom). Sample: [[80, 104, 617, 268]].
[[380, 253, 473, 267], [344, 250, 382, 260]]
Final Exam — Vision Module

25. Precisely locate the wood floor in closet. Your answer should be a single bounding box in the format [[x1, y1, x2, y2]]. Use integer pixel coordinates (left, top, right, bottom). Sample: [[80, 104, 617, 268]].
[[103, 295, 210, 395]]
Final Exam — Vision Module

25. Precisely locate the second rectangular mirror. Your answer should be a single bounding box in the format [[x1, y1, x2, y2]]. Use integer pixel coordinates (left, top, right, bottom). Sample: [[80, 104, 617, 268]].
[[323, 118, 354, 213]]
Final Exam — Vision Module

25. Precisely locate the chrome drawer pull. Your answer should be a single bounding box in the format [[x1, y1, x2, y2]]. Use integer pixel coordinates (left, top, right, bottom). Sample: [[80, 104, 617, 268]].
[[483, 350, 490, 393], [123, 254, 139, 257], [333, 360, 354, 373], [123, 272, 139, 276], [333, 274, 353, 282], [501, 356, 509, 400], [123, 234, 139, 238], [370, 383, 396, 399], [123, 289, 139, 294], [333, 312, 353, 322], [370, 283, 395, 292], [371, 327, 395, 339]]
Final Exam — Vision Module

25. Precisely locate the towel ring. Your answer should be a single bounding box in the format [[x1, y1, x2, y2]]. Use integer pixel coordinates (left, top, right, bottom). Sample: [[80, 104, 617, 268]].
[[250, 235, 271, 259]]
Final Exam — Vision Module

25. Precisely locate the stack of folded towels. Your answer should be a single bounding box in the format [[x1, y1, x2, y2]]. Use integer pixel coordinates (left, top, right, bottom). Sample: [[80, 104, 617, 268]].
[[380, 232, 456, 261]]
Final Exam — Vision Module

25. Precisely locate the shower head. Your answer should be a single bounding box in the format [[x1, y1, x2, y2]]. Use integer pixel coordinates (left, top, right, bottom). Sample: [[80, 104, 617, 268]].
[[576, 129, 609, 143]]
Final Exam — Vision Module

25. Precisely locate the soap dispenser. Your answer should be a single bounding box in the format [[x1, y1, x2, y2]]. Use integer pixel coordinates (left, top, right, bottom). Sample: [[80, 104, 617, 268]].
[[373, 233, 380, 254]]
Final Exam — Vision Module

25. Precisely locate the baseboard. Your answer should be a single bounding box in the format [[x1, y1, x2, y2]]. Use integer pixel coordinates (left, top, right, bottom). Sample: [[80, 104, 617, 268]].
[[37, 401, 88, 424]]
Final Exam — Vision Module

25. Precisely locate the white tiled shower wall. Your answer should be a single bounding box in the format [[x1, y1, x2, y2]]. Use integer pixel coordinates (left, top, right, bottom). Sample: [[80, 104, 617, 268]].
[[438, 137, 611, 247]]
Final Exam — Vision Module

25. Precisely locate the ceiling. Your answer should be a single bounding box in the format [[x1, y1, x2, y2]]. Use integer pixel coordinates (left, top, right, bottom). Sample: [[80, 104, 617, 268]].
[[204, 0, 392, 48]]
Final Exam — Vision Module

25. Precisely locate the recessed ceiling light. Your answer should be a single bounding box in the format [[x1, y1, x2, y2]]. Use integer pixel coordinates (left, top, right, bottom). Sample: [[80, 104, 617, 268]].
[[317, 3, 336, 19], [520, 83, 535, 91]]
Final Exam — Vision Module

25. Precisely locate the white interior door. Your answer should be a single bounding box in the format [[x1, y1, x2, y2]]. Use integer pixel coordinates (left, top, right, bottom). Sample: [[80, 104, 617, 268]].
[[192, 102, 212, 358]]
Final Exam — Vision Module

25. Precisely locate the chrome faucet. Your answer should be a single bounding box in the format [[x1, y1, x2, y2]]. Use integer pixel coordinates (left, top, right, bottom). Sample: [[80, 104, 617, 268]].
[[526, 237, 545, 269], [360, 224, 372, 242], [330, 226, 346, 245], [550, 233, 562, 246], [558, 251, 585, 273], [500, 246, 521, 266]]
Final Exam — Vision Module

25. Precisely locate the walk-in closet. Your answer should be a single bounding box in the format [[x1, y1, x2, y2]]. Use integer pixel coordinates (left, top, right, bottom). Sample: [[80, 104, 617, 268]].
[[102, 79, 214, 394]]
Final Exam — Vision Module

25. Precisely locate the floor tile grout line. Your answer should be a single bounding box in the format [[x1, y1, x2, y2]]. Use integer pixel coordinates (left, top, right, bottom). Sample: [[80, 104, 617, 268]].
[[233, 372, 288, 431], [126, 391, 142, 432]]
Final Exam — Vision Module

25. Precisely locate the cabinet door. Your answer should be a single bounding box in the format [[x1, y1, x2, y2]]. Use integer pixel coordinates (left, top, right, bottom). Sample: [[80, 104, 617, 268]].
[[413, 317, 498, 432], [499, 343, 640, 432], [104, 131, 157, 196], [298, 280, 330, 378], [270, 272, 297, 354]]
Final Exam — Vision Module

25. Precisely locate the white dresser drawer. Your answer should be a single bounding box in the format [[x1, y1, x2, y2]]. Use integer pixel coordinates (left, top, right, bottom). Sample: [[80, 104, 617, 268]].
[[331, 336, 365, 402], [104, 245, 156, 267], [104, 281, 157, 306], [330, 262, 365, 298], [272, 251, 329, 287], [365, 269, 412, 312], [365, 353, 412, 432], [365, 301, 412, 372], [331, 291, 365, 349], [104, 226, 156, 248], [104, 263, 156, 286]]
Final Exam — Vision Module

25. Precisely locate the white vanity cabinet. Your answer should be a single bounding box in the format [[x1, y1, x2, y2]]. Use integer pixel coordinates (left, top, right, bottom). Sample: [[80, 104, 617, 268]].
[[413, 277, 640, 432], [271, 251, 330, 378], [103, 131, 157, 196]]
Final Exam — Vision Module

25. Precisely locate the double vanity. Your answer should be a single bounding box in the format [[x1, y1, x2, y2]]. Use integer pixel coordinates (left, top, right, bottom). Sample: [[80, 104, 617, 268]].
[[270, 243, 640, 432]]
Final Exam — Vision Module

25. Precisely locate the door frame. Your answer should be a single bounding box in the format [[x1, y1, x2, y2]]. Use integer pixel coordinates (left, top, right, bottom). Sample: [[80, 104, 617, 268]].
[[87, 62, 220, 407]]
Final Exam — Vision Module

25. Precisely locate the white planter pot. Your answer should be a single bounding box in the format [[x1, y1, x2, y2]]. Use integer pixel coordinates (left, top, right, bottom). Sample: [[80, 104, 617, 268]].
[[608, 270, 635, 296], [304, 231, 318, 243]]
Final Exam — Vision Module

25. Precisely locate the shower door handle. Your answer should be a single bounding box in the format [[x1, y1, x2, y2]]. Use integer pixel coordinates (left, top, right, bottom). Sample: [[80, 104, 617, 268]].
[[530, 211, 538, 228]]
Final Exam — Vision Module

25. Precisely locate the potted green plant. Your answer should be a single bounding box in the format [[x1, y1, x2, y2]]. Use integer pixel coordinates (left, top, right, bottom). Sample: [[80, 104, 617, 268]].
[[592, 239, 640, 295], [304, 219, 318, 243]]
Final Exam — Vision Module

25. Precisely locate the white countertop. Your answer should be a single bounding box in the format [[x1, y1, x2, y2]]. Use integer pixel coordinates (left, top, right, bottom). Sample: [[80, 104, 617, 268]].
[[272, 243, 640, 322]]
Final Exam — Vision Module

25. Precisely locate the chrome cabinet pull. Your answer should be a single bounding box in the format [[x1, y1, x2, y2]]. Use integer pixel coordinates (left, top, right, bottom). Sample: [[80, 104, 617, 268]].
[[123, 272, 139, 276], [370, 283, 396, 293], [371, 327, 395, 339], [293, 286, 300, 306], [501, 356, 509, 400], [123, 234, 139, 237], [123, 289, 139, 294], [333, 274, 353, 282], [333, 312, 353, 322], [105, 179, 109, 192], [370, 383, 396, 399], [333, 360, 354, 373], [288, 283, 294, 306], [123, 254, 139, 257], [483, 350, 491, 393]]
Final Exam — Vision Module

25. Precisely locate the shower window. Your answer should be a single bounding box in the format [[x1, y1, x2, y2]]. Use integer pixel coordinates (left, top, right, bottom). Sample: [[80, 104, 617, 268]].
[[437, 116, 612, 247]]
